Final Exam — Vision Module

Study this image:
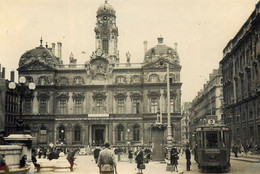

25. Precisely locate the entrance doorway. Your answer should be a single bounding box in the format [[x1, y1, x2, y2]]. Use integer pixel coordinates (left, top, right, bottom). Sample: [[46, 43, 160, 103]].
[[92, 125, 105, 146]]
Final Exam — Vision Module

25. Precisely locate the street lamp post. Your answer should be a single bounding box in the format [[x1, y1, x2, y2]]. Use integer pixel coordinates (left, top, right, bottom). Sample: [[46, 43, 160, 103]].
[[166, 63, 173, 170], [159, 60, 173, 170], [8, 76, 36, 134]]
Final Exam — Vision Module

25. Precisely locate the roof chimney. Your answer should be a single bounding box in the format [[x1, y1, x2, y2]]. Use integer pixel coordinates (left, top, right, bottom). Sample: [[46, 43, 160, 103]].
[[1, 67, 5, 79], [45, 42, 48, 48], [10, 70, 15, 82], [174, 43, 178, 52], [52, 43, 56, 56], [143, 41, 148, 56], [57, 42, 62, 59]]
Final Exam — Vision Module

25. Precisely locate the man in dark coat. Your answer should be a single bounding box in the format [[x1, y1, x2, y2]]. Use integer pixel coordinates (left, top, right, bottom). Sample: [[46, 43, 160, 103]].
[[232, 144, 238, 157], [67, 149, 76, 172], [185, 147, 191, 171], [135, 149, 144, 174], [94, 147, 101, 164]]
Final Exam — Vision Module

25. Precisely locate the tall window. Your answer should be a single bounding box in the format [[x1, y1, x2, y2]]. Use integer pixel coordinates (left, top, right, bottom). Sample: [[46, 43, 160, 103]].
[[60, 99, 67, 114], [74, 125, 81, 142], [24, 99, 32, 114], [75, 100, 83, 114], [39, 99, 47, 114], [150, 98, 158, 113], [118, 99, 124, 114], [133, 125, 140, 141], [117, 125, 124, 141], [58, 125, 65, 143], [39, 125, 47, 143], [96, 99, 104, 114], [102, 40, 109, 54], [133, 99, 140, 113]]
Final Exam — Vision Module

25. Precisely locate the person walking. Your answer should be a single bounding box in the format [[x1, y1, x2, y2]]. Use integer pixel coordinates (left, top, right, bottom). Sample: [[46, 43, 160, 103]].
[[185, 147, 191, 171], [232, 144, 238, 158], [94, 147, 101, 164], [170, 147, 179, 172], [135, 148, 144, 174], [97, 141, 117, 174], [67, 149, 76, 172], [128, 149, 133, 163]]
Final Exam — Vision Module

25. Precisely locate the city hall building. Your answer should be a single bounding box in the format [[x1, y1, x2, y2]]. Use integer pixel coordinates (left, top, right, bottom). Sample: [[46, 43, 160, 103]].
[[17, 1, 182, 148]]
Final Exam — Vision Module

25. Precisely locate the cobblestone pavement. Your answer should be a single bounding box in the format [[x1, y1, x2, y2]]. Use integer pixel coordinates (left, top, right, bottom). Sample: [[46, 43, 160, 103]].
[[36, 153, 260, 174]]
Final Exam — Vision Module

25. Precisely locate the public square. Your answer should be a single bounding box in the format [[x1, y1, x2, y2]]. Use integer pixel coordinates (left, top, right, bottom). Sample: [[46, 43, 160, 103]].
[[36, 153, 260, 174]]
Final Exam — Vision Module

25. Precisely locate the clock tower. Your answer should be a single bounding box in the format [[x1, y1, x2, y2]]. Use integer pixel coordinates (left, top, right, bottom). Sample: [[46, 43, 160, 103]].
[[95, 1, 119, 62]]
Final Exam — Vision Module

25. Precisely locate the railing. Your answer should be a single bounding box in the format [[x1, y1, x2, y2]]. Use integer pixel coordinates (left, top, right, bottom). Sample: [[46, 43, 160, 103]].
[[115, 63, 143, 69], [55, 64, 86, 69]]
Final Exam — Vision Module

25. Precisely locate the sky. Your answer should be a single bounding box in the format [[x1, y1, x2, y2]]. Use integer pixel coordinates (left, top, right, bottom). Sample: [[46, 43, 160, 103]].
[[0, 0, 258, 104]]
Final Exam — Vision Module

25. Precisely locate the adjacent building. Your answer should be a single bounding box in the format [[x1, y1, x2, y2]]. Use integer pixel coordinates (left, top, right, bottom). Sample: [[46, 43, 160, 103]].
[[189, 69, 223, 148], [15, 1, 182, 148], [220, 1, 260, 146], [181, 102, 191, 145]]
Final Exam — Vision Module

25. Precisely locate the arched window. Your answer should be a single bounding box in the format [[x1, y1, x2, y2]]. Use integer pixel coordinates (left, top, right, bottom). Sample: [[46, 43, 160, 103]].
[[25, 76, 33, 85], [133, 125, 140, 141], [116, 76, 126, 84], [149, 74, 159, 83], [74, 125, 81, 142], [131, 75, 141, 84], [117, 125, 124, 142], [38, 76, 49, 85], [40, 125, 47, 143], [58, 125, 65, 143], [74, 76, 84, 85]]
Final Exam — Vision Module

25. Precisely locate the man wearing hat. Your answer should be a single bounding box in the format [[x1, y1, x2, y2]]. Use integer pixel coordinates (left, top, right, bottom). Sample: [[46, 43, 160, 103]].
[[97, 141, 117, 174]]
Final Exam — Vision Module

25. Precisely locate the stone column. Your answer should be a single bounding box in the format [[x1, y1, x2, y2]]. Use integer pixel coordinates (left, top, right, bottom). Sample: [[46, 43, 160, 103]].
[[160, 89, 164, 123], [106, 125, 109, 142], [89, 125, 92, 145], [85, 124, 89, 145], [112, 124, 116, 145]]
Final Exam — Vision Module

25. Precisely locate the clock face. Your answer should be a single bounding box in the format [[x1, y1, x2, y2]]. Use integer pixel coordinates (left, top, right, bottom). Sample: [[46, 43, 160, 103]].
[[103, 16, 107, 20]]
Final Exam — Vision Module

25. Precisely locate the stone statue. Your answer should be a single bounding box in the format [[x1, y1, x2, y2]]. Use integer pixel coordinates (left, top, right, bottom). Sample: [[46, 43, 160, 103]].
[[126, 51, 131, 63]]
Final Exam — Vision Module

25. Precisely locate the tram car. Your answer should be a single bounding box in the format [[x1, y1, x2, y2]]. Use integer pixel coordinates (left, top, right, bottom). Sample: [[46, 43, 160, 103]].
[[195, 118, 231, 171]]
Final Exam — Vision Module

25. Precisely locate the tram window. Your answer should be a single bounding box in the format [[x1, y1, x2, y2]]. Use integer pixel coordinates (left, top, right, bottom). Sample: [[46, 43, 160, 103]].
[[206, 131, 218, 148]]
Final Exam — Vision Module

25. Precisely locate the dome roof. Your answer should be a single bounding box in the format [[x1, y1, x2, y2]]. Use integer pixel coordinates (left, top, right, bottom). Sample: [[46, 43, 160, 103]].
[[19, 41, 61, 68], [97, 1, 115, 17], [146, 37, 177, 57]]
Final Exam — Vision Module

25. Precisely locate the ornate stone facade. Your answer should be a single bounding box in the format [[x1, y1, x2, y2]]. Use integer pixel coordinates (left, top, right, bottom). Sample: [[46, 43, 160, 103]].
[[17, 1, 182, 148]]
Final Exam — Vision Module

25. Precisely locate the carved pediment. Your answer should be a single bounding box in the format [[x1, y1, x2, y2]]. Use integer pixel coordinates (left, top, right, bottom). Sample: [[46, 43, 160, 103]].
[[56, 92, 70, 99], [37, 91, 50, 100], [114, 90, 127, 99], [18, 59, 55, 71], [147, 90, 160, 98], [92, 91, 107, 100], [72, 92, 85, 101], [130, 91, 143, 99]]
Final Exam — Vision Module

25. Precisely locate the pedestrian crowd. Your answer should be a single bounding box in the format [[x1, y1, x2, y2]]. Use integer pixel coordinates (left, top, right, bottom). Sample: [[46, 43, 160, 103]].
[[1, 143, 194, 174], [232, 143, 260, 158]]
